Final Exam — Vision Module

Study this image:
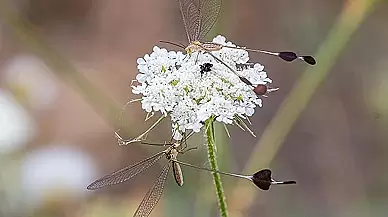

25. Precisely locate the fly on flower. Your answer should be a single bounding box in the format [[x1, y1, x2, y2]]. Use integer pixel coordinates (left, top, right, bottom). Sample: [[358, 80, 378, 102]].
[[200, 62, 213, 75]]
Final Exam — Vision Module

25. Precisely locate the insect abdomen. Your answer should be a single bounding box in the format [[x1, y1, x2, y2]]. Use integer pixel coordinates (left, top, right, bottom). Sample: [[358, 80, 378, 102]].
[[172, 161, 184, 186]]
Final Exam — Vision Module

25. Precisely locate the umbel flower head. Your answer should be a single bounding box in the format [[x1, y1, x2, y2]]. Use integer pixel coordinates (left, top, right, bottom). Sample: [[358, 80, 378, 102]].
[[131, 35, 275, 140]]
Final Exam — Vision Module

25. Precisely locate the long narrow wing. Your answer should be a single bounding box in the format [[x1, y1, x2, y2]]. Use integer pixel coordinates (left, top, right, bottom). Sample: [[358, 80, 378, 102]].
[[177, 0, 201, 42], [198, 0, 222, 41], [133, 162, 171, 217], [87, 151, 165, 190]]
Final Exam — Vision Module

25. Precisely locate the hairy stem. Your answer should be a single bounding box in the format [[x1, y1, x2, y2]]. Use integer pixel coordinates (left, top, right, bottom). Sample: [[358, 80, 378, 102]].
[[205, 117, 228, 217]]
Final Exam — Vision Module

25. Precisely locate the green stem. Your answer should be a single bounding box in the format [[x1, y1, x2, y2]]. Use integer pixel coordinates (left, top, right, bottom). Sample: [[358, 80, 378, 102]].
[[205, 117, 228, 217]]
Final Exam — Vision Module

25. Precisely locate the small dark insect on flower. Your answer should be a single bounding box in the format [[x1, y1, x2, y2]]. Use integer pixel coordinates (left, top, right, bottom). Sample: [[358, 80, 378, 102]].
[[200, 62, 213, 75]]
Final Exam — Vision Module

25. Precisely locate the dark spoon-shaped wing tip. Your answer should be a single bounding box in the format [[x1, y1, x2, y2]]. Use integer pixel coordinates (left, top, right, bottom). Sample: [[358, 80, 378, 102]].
[[251, 169, 272, 190], [251, 169, 296, 190], [302, 56, 316, 65], [252, 169, 272, 181], [252, 180, 271, 190], [253, 84, 268, 96], [278, 52, 316, 65], [278, 51, 297, 62]]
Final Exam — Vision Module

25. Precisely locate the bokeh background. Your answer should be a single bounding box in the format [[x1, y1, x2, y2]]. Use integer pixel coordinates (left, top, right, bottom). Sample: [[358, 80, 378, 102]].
[[0, 0, 387, 217]]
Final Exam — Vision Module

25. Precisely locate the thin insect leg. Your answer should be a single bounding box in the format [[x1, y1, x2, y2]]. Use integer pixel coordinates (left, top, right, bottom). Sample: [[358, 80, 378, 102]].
[[195, 52, 200, 64], [184, 130, 195, 140], [140, 141, 172, 147], [180, 131, 188, 150], [117, 98, 141, 124], [180, 146, 198, 154], [115, 115, 166, 145], [183, 54, 189, 62], [87, 151, 166, 190], [179, 130, 196, 151], [172, 159, 252, 181], [170, 127, 179, 143], [133, 162, 171, 217], [159, 40, 186, 49], [145, 112, 155, 122]]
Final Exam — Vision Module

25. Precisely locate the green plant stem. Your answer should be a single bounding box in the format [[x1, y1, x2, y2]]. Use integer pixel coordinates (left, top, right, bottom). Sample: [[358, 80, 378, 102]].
[[205, 117, 228, 217]]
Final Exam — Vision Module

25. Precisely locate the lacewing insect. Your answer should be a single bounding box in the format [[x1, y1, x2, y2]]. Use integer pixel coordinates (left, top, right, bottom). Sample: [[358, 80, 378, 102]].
[[87, 132, 296, 217], [87, 132, 196, 217], [176, 0, 315, 64], [158, 0, 316, 99], [162, 0, 315, 70]]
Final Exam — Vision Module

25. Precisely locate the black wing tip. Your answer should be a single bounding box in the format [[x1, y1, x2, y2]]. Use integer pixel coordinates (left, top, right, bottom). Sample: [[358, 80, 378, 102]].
[[282, 181, 297, 184], [278, 51, 297, 62], [252, 180, 271, 191], [253, 169, 272, 179], [278, 52, 316, 65], [302, 56, 316, 65]]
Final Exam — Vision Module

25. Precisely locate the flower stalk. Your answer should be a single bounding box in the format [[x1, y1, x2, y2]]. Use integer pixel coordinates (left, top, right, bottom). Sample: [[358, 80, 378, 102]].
[[205, 116, 229, 217]]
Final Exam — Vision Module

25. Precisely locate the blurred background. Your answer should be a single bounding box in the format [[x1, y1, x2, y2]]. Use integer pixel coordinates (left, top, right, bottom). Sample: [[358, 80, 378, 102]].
[[0, 0, 387, 217]]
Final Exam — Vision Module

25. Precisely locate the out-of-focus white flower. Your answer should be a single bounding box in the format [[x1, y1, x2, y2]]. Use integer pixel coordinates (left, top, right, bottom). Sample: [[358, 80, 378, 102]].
[[0, 90, 35, 154], [132, 35, 274, 139], [1, 55, 58, 110], [21, 145, 97, 208]]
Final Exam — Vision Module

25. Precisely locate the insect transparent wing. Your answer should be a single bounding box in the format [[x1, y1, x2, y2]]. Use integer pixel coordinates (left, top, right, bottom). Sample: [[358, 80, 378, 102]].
[[133, 162, 171, 217], [177, 0, 201, 42], [198, 0, 222, 41], [87, 152, 165, 190]]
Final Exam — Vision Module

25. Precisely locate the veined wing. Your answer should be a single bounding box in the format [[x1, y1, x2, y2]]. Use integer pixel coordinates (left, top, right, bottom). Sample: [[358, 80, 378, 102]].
[[177, 0, 201, 42], [198, 0, 222, 41], [133, 162, 171, 217], [87, 151, 165, 190]]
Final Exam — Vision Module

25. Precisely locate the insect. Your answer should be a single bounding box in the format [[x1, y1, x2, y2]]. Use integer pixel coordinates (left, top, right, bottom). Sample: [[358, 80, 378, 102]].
[[87, 133, 296, 217], [162, 0, 315, 66], [87, 132, 196, 217], [200, 62, 213, 75]]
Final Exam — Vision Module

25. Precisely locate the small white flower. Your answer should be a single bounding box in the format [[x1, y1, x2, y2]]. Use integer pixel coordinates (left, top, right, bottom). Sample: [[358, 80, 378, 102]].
[[132, 35, 275, 138]]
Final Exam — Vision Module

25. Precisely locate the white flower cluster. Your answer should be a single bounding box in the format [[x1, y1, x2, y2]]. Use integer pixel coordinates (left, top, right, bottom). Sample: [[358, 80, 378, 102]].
[[132, 35, 273, 139]]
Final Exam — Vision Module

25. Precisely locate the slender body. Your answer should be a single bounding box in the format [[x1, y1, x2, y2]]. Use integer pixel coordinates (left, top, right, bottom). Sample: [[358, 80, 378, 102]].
[[87, 138, 186, 217], [87, 133, 296, 217], [174, 0, 315, 65]]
